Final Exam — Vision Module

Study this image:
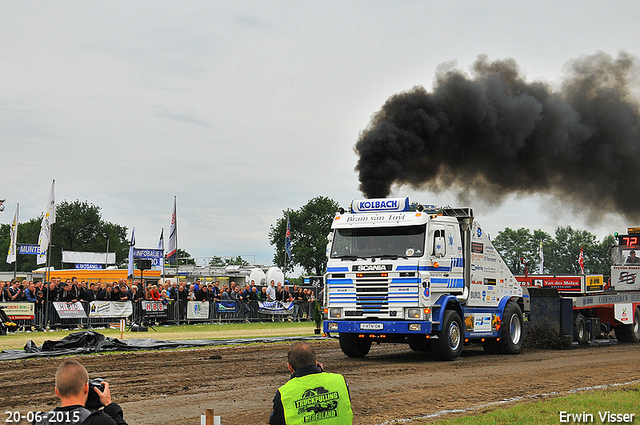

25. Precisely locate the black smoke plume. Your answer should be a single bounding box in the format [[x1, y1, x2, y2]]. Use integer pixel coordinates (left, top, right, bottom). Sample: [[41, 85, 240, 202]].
[[355, 52, 640, 221]]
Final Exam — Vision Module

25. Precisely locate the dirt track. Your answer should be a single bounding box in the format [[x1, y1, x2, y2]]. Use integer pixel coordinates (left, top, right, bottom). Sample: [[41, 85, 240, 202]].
[[1, 340, 639, 425]]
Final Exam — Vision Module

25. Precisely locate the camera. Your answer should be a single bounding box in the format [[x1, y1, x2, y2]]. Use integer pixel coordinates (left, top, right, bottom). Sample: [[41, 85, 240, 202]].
[[86, 378, 106, 410]]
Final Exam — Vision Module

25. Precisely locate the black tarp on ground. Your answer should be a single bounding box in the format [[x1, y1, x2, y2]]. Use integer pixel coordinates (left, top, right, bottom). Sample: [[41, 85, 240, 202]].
[[0, 330, 326, 361]]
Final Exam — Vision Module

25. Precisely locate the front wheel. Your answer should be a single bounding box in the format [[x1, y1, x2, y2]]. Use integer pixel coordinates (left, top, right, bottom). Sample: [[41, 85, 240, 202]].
[[432, 310, 463, 361], [339, 333, 372, 357]]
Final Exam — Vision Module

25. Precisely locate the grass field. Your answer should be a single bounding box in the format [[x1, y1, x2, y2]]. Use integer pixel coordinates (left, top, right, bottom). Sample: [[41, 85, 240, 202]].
[[0, 321, 318, 351], [418, 382, 640, 425]]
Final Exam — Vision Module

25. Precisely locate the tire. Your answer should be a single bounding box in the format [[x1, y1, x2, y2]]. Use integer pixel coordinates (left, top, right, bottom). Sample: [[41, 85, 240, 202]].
[[339, 333, 372, 357], [409, 338, 431, 352], [498, 301, 524, 354], [573, 313, 587, 344], [617, 307, 640, 343], [483, 302, 525, 355], [432, 310, 463, 361]]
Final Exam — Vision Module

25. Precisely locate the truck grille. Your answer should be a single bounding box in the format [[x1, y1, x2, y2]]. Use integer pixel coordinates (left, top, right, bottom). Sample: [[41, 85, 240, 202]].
[[354, 278, 389, 313]]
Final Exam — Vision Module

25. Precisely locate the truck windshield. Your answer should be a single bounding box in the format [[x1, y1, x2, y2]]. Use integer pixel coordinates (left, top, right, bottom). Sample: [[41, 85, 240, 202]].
[[612, 246, 640, 266], [330, 224, 426, 258]]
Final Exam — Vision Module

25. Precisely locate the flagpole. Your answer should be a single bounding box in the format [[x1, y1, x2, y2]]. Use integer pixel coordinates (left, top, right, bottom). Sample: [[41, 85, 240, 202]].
[[284, 209, 288, 279], [13, 203, 18, 280]]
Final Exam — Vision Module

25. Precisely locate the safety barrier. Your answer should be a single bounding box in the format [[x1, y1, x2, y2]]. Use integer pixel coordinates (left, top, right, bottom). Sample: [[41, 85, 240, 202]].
[[0, 300, 320, 331]]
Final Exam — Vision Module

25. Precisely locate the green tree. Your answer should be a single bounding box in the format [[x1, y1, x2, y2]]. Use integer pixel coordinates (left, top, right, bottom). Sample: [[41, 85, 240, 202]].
[[209, 256, 226, 267], [492, 228, 551, 274], [0, 217, 42, 272], [175, 248, 195, 265], [493, 225, 614, 276], [225, 255, 249, 266], [0, 200, 128, 271], [269, 196, 339, 275], [53, 200, 128, 269]]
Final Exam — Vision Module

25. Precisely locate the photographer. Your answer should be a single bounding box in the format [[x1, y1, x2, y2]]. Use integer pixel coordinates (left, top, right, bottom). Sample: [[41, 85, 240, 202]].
[[269, 342, 353, 425], [34, 359, 127, 425]]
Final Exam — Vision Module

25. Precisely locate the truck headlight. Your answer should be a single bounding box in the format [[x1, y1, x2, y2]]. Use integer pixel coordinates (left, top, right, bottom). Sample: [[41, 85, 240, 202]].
[[328, 322, 339, 331], [329, 308, 342, 318], [406, 308, 421, 319], [409, 323, 421, 331]]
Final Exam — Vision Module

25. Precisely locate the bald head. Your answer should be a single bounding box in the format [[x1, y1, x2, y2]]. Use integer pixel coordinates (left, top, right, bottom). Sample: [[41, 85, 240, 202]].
[[287, 342, 316, 371], [55, 359, 89, 398]]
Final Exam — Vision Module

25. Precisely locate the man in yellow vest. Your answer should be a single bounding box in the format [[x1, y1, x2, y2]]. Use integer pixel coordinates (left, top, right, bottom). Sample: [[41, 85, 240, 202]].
[[269, 342, 353, 425]]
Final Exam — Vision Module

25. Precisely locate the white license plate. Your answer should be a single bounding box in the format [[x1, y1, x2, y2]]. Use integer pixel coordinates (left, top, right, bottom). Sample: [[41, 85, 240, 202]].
[[360, 323, 383, 330]]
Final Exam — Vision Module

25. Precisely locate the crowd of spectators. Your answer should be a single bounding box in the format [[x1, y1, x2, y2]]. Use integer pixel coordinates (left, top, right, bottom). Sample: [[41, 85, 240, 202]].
[[0, 276, 321, 328]]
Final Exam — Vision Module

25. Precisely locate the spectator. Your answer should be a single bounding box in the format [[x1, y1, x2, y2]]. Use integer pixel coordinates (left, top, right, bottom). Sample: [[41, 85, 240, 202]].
[[118, 284, 131, 301], [220, 285, 231, 301], [186, 286, 195, 302], [34, 358, 127, 425], [269, 342, 353, 425], [275, 283, 285, 302], [239, 284, 253, 320], [0, 281, 10, 302], [110, 285, 121, 302], [24, 282, 38, 302], [8, 280, 24, 302], [60, 282, 78, 303], [150, 285, 161, 301], [258, 286, 268, 302], [97, 284, 112, 301], [82, 283, 95, 303], [266, 280, 276, 301], [211, 281, 221, 301], [35, 290, 46, 328], [169, 281, 178, 300], [195, 284, 209, 301]]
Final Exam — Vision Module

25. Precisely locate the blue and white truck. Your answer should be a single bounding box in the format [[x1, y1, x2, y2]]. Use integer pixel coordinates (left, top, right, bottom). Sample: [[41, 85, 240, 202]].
[[323, 198, 524, 360]]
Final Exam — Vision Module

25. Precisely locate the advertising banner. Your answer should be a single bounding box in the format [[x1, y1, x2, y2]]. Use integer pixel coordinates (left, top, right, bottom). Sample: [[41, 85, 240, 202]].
[[0, 302, 35, 320], [142, 300, 167, 317], [133, 248, 164, 267], [18, 244, 42, 255], [215, 301, 237, 313], [258, 301, 293, 315], [187, 301, 210, 320], [89, 301, 133, 318], [53, 302, 87, 319], [62, 251, 116, 265]]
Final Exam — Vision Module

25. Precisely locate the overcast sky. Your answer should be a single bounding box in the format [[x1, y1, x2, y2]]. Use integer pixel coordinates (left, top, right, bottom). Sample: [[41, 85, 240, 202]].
[[2, 1, 639, 267]]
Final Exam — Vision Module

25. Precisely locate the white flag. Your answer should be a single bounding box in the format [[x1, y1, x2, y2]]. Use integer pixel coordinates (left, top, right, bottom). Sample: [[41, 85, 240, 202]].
[[538, 242, 544, 273], [37, 180, 56, 265], [127, 228, 136, 278], [6, 204, 19, 264], [167, 197, 177, 264]]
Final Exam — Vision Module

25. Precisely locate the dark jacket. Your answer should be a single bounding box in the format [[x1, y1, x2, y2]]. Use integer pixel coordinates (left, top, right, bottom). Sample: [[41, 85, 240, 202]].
[[33, 403, 127, 425]]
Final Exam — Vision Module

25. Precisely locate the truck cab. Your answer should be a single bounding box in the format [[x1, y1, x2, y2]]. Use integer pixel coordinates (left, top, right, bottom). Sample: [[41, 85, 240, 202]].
[[323, 198, 524, 360]]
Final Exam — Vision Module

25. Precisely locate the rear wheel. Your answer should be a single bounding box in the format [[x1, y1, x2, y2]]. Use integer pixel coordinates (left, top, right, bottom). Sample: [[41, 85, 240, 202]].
[[432, 310, 463, 361], [339, 333, 372, 357], [617, 307, 640, 343], [573, 313, 587, 344], [499, 301, 524, 354]]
